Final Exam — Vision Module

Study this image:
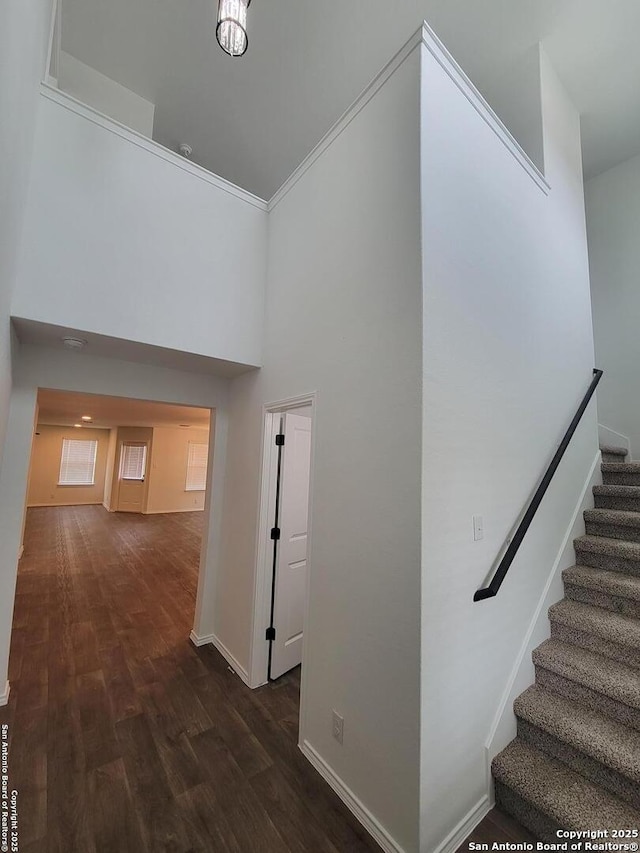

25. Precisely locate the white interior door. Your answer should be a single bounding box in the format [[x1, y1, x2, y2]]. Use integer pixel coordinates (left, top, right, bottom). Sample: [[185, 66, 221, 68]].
[[116, 442, 148, 512], [270, 412, 312, 680]]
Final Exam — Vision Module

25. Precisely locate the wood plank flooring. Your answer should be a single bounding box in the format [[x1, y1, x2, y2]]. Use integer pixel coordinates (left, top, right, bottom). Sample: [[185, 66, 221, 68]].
[[0, 505, 381, 853]]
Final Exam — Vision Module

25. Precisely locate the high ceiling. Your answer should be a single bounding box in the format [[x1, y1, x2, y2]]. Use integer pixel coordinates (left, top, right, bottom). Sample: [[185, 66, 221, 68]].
[[60, 0, 640, 199], [37, 389, 211, 429]]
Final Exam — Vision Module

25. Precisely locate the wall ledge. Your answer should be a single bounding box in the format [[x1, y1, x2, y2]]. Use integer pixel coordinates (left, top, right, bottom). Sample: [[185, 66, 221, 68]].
[[40, 83, 269, 212]]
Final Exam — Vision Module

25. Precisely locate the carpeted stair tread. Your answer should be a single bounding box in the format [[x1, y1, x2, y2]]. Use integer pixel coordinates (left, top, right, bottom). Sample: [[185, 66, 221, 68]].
[[532, 639, 640, 709], [492, 740, 639, 831], [585, 508, 640, 529], [514, 685, 640, 783], [574, 535, 640, 561], [602, 463, 640, 474], [600, 446, 628, 458], [563, 565, 640, 603], [549, 598, 640, 650]]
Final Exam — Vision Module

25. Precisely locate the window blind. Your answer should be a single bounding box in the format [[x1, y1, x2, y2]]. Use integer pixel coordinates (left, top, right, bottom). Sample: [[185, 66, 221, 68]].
[[186, 442, 208, 491], [120, 444, 147, 480], [58, 439, 98, 486]]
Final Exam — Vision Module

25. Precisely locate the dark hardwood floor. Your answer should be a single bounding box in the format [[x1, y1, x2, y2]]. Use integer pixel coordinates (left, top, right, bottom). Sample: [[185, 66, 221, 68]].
[[0, 505, 381, 853], [456, 807, 535, 851]]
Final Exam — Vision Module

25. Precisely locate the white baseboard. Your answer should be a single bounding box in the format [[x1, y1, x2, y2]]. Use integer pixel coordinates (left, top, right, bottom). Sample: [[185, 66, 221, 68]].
[[431, 796, 491, 853], [484, 450, 602, 779], [0, 681, 9, 707], [300, 740, 406, 853], [189, 630, 251, 687], [144, 507, 205, 515]]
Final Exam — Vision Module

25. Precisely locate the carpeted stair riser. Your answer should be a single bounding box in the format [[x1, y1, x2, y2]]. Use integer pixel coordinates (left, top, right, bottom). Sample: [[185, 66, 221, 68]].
[[516, 718, 640, 810], [602, 452, 627, 464], [494, 782, 560, 842], [564, 583, 640, 619], [600, 446, 628, 464], [550, 622, 640, 670], [593, 486, 640, 513], [585, 521, 640, 542], [602, 469, 640, 487], [534, 667, 640, 732], [574, 545, 640, 578]]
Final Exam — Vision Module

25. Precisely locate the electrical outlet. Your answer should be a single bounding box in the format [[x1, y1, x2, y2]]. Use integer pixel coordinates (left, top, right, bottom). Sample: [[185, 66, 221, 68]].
[[332, 710, 344, 744], [473, 515, 484, 541]]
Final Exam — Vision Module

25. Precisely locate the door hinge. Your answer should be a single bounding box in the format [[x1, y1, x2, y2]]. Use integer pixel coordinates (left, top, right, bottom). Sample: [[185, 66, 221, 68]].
[[265, 626, 276, 641], [275, 434, 285, 446], [270, 527, 281, 540]]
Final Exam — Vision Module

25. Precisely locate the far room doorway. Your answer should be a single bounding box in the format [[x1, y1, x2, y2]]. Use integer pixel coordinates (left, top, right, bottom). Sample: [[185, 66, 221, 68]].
[[20, 388, 213, 666]]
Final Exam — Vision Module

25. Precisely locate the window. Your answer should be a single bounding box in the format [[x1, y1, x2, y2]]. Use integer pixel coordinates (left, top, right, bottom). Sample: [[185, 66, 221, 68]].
[[186, 442, 208, 491], [58, 439, 98, 486], [120, 443, 147, 480]]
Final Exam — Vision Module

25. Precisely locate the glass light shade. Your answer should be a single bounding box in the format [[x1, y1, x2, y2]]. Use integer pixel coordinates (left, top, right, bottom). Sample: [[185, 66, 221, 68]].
[[216, 0, 251, 57]]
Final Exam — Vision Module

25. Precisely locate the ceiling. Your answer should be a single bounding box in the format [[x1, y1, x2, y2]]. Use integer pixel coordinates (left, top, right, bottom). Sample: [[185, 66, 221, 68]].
[[59, 0, 640, 199], [37, 388, 211, 429]]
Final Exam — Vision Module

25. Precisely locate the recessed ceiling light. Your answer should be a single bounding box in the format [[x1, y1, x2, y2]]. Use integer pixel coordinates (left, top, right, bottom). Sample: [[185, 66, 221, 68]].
[[62, 336, 87, 350], [73, 423, 82, 428], [81, 416, 92, 422]]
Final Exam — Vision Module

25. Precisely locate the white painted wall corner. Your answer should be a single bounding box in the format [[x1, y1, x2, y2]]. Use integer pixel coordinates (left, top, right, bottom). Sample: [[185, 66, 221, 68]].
[[299, 740, 406, 853], [430, 796, 491, 853], [189, 630, 251, 688]]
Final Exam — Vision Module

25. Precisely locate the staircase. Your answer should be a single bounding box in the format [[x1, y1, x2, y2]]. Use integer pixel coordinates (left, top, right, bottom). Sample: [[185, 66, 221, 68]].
[[492, 445, 640, 837]]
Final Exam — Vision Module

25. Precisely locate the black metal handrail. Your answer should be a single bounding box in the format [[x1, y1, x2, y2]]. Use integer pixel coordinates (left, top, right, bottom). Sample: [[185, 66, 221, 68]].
[[474, 368, 603, 602]]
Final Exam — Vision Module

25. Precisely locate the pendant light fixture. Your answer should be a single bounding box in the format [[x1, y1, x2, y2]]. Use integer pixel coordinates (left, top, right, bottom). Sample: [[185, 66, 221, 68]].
[[216, 0, 251, 57]]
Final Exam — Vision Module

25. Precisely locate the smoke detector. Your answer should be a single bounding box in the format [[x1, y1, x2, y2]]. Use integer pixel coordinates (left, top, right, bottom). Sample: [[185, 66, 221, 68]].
[[178, 144, 193, 159], [62, 336, 87, 350]]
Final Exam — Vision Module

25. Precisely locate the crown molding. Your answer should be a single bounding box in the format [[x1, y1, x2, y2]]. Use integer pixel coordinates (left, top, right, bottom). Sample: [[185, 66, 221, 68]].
[[419, 22, 550, 194], [268, 27, 424, 211], [39, 83, 269, 211]]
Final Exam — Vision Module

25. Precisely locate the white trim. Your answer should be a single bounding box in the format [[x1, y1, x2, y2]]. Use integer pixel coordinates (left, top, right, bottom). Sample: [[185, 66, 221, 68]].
[[39, 84, 269, 212], [144, 507, 205, 515], [268, 30, 422, 211], [484, 448, 601, 783], [18, 546, 24, 560], [0, 681, 9, 707], [431, 796, 491, 853], [268, 22, 549, 212], [189, 630, 251, 687], [27, 501, 103, 508], [300, 740, 406, 853], [419, 23, 549, 194]]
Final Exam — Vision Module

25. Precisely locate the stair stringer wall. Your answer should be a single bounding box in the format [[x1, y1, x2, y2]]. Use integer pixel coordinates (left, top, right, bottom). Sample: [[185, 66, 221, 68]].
[[484, 449, 602, 796], [418, 33, 599, 853]]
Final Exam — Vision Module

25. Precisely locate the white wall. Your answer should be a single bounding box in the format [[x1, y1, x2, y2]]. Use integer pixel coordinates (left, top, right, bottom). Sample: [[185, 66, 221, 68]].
[[0, 0, 54, 505], [58, 51, 155, 136], [419, 39, 597, 852], [586, 152, 640, 458], [0, 342, 230, 698], [11, 90, 267, 370], [217, 45, 423, 852]]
